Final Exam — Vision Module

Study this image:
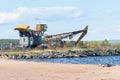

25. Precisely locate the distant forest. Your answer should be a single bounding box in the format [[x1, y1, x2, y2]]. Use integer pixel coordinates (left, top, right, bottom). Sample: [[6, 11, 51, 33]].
[[0, 39, 19, 45], [0, 39, 120, 50]]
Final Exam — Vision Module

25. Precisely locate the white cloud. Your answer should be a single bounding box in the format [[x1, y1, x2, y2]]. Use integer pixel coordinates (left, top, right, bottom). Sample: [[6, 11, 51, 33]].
[[0, 6, 83, 24], [0, 12, 19, 24]]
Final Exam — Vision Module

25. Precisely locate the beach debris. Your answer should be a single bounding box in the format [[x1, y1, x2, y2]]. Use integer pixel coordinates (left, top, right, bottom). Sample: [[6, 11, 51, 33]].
[[102, 64, 112, 67]]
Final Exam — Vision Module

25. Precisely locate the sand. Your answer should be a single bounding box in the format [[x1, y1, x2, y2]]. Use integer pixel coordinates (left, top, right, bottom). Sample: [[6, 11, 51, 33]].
[[0, 59, 120, 80]]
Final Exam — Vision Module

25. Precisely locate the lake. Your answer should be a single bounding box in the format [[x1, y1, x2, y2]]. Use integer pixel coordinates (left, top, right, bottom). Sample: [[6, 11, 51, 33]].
[[20, 56, 120, 66]]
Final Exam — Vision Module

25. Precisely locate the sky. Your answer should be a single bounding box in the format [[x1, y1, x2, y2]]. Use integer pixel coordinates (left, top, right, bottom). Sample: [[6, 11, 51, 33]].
[[0, 0, 120, 41]]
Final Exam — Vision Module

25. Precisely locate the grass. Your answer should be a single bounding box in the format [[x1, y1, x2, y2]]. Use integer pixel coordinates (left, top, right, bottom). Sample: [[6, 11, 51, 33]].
[[0, 47, 86, 55], [0, 46, 120, 55]]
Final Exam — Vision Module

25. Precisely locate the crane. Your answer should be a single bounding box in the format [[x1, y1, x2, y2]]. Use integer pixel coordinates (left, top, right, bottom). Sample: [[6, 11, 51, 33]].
[[15, 24, 88, 48]]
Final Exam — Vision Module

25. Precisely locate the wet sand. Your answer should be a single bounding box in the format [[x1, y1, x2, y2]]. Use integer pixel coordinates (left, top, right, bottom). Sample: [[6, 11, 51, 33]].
[[0, 59, 120, 80]]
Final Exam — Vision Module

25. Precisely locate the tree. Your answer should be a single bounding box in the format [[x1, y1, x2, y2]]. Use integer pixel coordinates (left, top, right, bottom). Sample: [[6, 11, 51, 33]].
[[89, 41, 100, 48], [101, 39, 109, 46]]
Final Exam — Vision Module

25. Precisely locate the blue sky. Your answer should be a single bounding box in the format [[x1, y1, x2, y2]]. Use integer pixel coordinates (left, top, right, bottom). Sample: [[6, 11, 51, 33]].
[[0, 0, 120, 41]]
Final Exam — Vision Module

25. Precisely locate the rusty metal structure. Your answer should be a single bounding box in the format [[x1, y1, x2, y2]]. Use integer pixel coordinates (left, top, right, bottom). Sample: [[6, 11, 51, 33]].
[[15, 24, 88, 48]]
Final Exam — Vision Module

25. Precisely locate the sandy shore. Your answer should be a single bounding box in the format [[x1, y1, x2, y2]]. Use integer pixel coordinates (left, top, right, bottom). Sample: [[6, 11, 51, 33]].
[[0, 59, 120, 80]]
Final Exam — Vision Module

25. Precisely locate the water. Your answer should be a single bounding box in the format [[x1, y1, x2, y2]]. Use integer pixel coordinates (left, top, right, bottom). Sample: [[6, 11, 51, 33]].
[[20, 56, 120, 65]]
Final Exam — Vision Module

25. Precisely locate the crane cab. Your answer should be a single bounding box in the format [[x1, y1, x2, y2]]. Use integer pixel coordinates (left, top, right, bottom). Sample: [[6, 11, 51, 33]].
[[15, 24, 47, 48]]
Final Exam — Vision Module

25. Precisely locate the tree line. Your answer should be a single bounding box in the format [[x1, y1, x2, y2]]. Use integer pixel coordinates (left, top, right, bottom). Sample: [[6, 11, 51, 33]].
[[63, 39, 120, 49], [0, 39, 19, 45], [0, 39, 120, 49]]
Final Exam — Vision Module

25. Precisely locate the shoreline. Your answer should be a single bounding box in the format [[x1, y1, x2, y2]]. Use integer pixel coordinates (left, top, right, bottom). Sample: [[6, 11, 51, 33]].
[[0, 58, 120, 80], [0, 48, 120, 59]]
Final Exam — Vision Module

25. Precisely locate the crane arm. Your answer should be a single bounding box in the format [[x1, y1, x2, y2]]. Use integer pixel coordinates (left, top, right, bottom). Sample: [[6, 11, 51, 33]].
[[75, 26, 88, 45], [43, 26, 88, 43]]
